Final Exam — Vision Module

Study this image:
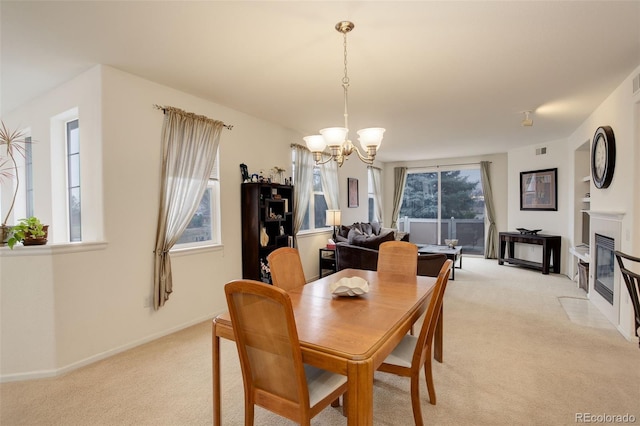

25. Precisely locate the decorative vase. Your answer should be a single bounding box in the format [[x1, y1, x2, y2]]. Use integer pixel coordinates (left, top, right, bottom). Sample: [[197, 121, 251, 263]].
[[260, 227, 269, 247]]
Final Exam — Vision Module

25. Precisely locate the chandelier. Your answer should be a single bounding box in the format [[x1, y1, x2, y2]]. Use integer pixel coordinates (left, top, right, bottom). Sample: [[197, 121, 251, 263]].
[[304, 21, 385, 167]]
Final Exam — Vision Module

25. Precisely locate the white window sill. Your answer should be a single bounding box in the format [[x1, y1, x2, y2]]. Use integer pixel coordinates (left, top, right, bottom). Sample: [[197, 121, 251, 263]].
[[0, 241, 108, 257], [296, 228, 332, 238], [170, 243, 224, 257]]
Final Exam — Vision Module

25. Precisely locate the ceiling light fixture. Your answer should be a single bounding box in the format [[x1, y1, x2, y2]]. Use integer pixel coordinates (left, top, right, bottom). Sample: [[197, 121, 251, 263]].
[[521, 110, 533, 127], [304, 21, 385, 167]]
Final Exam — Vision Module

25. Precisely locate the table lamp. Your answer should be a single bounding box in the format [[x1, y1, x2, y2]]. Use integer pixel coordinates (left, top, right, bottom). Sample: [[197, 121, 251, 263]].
[[326, 209, 341, 242]]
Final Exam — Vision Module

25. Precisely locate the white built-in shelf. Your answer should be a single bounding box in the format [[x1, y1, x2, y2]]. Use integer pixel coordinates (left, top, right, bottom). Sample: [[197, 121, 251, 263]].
[[569, 245, 590, 263], [581, 197, 591, 203], [582, 175, 591, 182]]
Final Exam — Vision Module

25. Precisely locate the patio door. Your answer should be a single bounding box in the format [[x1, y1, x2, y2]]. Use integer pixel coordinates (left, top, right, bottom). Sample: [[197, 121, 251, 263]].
[[398, 166, 485, 255]]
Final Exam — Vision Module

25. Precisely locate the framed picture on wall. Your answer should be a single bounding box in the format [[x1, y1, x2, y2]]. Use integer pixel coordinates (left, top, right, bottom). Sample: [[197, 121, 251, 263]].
[[348, 177, 359, 208], [520, 168, 558, 211]]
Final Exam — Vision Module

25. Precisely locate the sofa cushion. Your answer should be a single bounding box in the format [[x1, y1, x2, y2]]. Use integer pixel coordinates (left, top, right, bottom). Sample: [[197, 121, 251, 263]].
[[349, 229, 395, 250]]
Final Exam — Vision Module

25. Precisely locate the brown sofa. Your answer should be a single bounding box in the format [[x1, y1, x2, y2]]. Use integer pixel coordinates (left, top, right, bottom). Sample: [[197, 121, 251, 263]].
[[335, 222, 447, 276]]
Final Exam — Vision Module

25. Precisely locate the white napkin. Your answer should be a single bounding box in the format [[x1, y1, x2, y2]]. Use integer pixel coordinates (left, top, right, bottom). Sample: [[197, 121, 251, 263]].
[[330, 276, 370, 296]]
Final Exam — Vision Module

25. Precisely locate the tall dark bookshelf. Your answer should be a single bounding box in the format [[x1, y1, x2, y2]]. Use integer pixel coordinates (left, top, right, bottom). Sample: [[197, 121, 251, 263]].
[[241, 182, 295, 282]]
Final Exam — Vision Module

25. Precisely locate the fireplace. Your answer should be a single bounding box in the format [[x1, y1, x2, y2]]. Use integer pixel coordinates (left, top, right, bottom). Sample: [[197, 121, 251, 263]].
[[594, 233, 615, 305]]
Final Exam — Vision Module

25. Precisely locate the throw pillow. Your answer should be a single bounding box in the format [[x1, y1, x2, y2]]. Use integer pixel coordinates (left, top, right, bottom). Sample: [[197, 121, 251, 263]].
[[370, 221, 381, 235], [347, 227, 364, 244], [360, 222, 373, 236], [350, 229, 395, 250]]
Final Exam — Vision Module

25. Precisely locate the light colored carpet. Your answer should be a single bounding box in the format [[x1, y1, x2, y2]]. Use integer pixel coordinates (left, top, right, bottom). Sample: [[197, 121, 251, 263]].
[[1, 258, 639, 425]]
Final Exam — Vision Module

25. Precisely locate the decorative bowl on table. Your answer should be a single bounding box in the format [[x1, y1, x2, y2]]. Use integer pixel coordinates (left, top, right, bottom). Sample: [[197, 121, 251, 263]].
[[330, 276, 370, 297], [444, 239, 458, 248]]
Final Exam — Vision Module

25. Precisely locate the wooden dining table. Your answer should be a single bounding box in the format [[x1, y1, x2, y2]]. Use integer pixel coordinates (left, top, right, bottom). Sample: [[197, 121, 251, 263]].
[[212, 268, 443, 426]]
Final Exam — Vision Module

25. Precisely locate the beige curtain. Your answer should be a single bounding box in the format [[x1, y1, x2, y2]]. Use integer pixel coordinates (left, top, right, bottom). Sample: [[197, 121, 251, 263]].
[[369, 166, 383, 223], [390, 167, 407, 228], [154, 107, 224, 309], [480, 161, 498, 259]]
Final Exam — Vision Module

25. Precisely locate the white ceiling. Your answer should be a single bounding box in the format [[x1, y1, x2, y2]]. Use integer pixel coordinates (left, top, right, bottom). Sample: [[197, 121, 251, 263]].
[[2, 1, 639, 162]]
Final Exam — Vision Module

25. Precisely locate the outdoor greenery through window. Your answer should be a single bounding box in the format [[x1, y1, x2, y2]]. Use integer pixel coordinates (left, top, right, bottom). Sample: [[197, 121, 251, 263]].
[[399, 167, 485, 255], [175, 151, 220, 247]]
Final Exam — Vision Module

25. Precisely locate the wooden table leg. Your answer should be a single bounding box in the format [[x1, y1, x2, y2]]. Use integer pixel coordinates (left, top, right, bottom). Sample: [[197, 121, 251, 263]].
[[347, 359, 374, 426], [212, 324, 221, 426], [434, 304, 443, 363]]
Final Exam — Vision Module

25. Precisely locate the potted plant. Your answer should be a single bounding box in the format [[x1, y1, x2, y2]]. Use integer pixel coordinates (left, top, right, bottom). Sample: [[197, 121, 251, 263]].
[[0, 121, 29, 245], [7, 216, 49, 249]]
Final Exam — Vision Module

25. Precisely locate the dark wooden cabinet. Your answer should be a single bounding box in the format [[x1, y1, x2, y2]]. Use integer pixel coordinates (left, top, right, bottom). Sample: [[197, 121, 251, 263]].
[[241, 183, 295, 282]]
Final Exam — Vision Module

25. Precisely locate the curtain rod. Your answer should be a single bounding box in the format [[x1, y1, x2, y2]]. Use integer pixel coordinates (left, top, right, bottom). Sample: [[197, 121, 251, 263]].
[[153, 104, 233, 130], [408, 161, 491, 169]]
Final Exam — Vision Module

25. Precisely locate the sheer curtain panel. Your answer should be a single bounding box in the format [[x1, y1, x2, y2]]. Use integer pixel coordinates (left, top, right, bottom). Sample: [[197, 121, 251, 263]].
[[291, 144, 314, 244], [320, 160, 340, 210], [369, 166, 383, 223], [154, 107, 224, 309]]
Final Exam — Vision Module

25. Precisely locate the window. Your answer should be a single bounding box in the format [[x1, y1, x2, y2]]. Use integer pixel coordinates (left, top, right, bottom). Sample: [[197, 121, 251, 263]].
[[368, 168, 375, 222], [175, 151, 221, 247], [399, 167, 485, 255], [291, 149, 329, 233], [66, 119, 81, 242], [24, 136, 34, 218], [299, 166, 329, 232]]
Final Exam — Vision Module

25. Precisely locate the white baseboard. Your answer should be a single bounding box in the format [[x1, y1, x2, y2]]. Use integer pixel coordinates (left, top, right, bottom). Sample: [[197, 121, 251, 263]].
[[0, 314, 215, 383]]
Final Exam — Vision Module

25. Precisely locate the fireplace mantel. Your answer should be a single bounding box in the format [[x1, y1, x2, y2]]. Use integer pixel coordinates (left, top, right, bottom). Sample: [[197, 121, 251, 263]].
[[586, 210, 625, 220]]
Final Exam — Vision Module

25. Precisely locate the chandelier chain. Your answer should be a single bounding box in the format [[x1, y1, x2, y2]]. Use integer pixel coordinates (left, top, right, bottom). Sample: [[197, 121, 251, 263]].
[[342, 31, 350, 133]]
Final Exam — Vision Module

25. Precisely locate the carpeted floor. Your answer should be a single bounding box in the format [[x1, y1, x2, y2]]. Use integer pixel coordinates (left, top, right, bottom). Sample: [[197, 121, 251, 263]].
[[1, 257, 639, 425]]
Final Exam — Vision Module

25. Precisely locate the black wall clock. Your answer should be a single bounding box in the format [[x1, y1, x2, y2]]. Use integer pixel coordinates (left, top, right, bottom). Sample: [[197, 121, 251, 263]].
[[591, 126, 616, 189]]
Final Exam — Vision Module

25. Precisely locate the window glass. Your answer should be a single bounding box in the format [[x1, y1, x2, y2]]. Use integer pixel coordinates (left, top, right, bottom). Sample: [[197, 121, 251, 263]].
[[400, 168, 485, 255], [67, 119, 81, 242], [25, 136, 34, 217], [296, 163, 329, 232]]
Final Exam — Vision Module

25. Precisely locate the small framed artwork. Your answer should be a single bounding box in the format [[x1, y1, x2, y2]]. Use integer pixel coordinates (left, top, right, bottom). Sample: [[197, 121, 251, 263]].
[[348, 177, 359, 208], [520, 168, 558, 211]]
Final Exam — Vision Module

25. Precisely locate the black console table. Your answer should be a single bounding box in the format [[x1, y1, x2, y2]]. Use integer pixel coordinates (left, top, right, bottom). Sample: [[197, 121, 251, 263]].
[[498, 232, 561, 274]]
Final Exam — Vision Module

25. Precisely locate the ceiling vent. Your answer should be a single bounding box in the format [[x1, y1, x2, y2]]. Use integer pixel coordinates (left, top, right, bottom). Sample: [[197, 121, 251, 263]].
[[633, 73, 640, 95], [536, 147, 547, 155]]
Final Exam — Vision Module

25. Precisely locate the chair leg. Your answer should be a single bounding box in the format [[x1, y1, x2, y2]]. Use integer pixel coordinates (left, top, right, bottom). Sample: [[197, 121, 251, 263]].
[[423, 355, 436, 405], [342, 392, 348, 417], [245, 401, 254, 426], [410, 374, 424, 426]]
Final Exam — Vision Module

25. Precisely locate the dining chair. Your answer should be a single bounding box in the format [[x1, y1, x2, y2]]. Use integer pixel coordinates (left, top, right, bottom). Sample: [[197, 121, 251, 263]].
[[377, 241, 418, 276], [267, 247, 306, 290], [614, 251, 640, 348], [377, 259, 453, 426], [417, 253, 448, 277], [224, 280, 348, 425]]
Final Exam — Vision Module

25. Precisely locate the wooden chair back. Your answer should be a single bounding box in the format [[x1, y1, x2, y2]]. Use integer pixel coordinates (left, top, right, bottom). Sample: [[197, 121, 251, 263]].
[[377, 241, 418, 276], [224, 280, 347, 424], [267, 247, 306, 290], [377, 259, 452, 425], [414, 259, 452, 368], [615, 251, 640, 348]]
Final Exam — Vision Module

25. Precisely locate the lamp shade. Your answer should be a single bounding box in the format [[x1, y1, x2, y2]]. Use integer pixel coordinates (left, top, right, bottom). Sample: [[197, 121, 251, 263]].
[[304, 135, 327, 152], [320, 127, 348, 148], [357, 127, 385, 150], [325, 209, 342, 227]]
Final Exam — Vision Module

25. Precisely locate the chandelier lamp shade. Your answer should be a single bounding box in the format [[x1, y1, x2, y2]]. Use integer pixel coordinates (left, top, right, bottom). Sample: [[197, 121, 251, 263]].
[[304, 21, 385, 167]]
